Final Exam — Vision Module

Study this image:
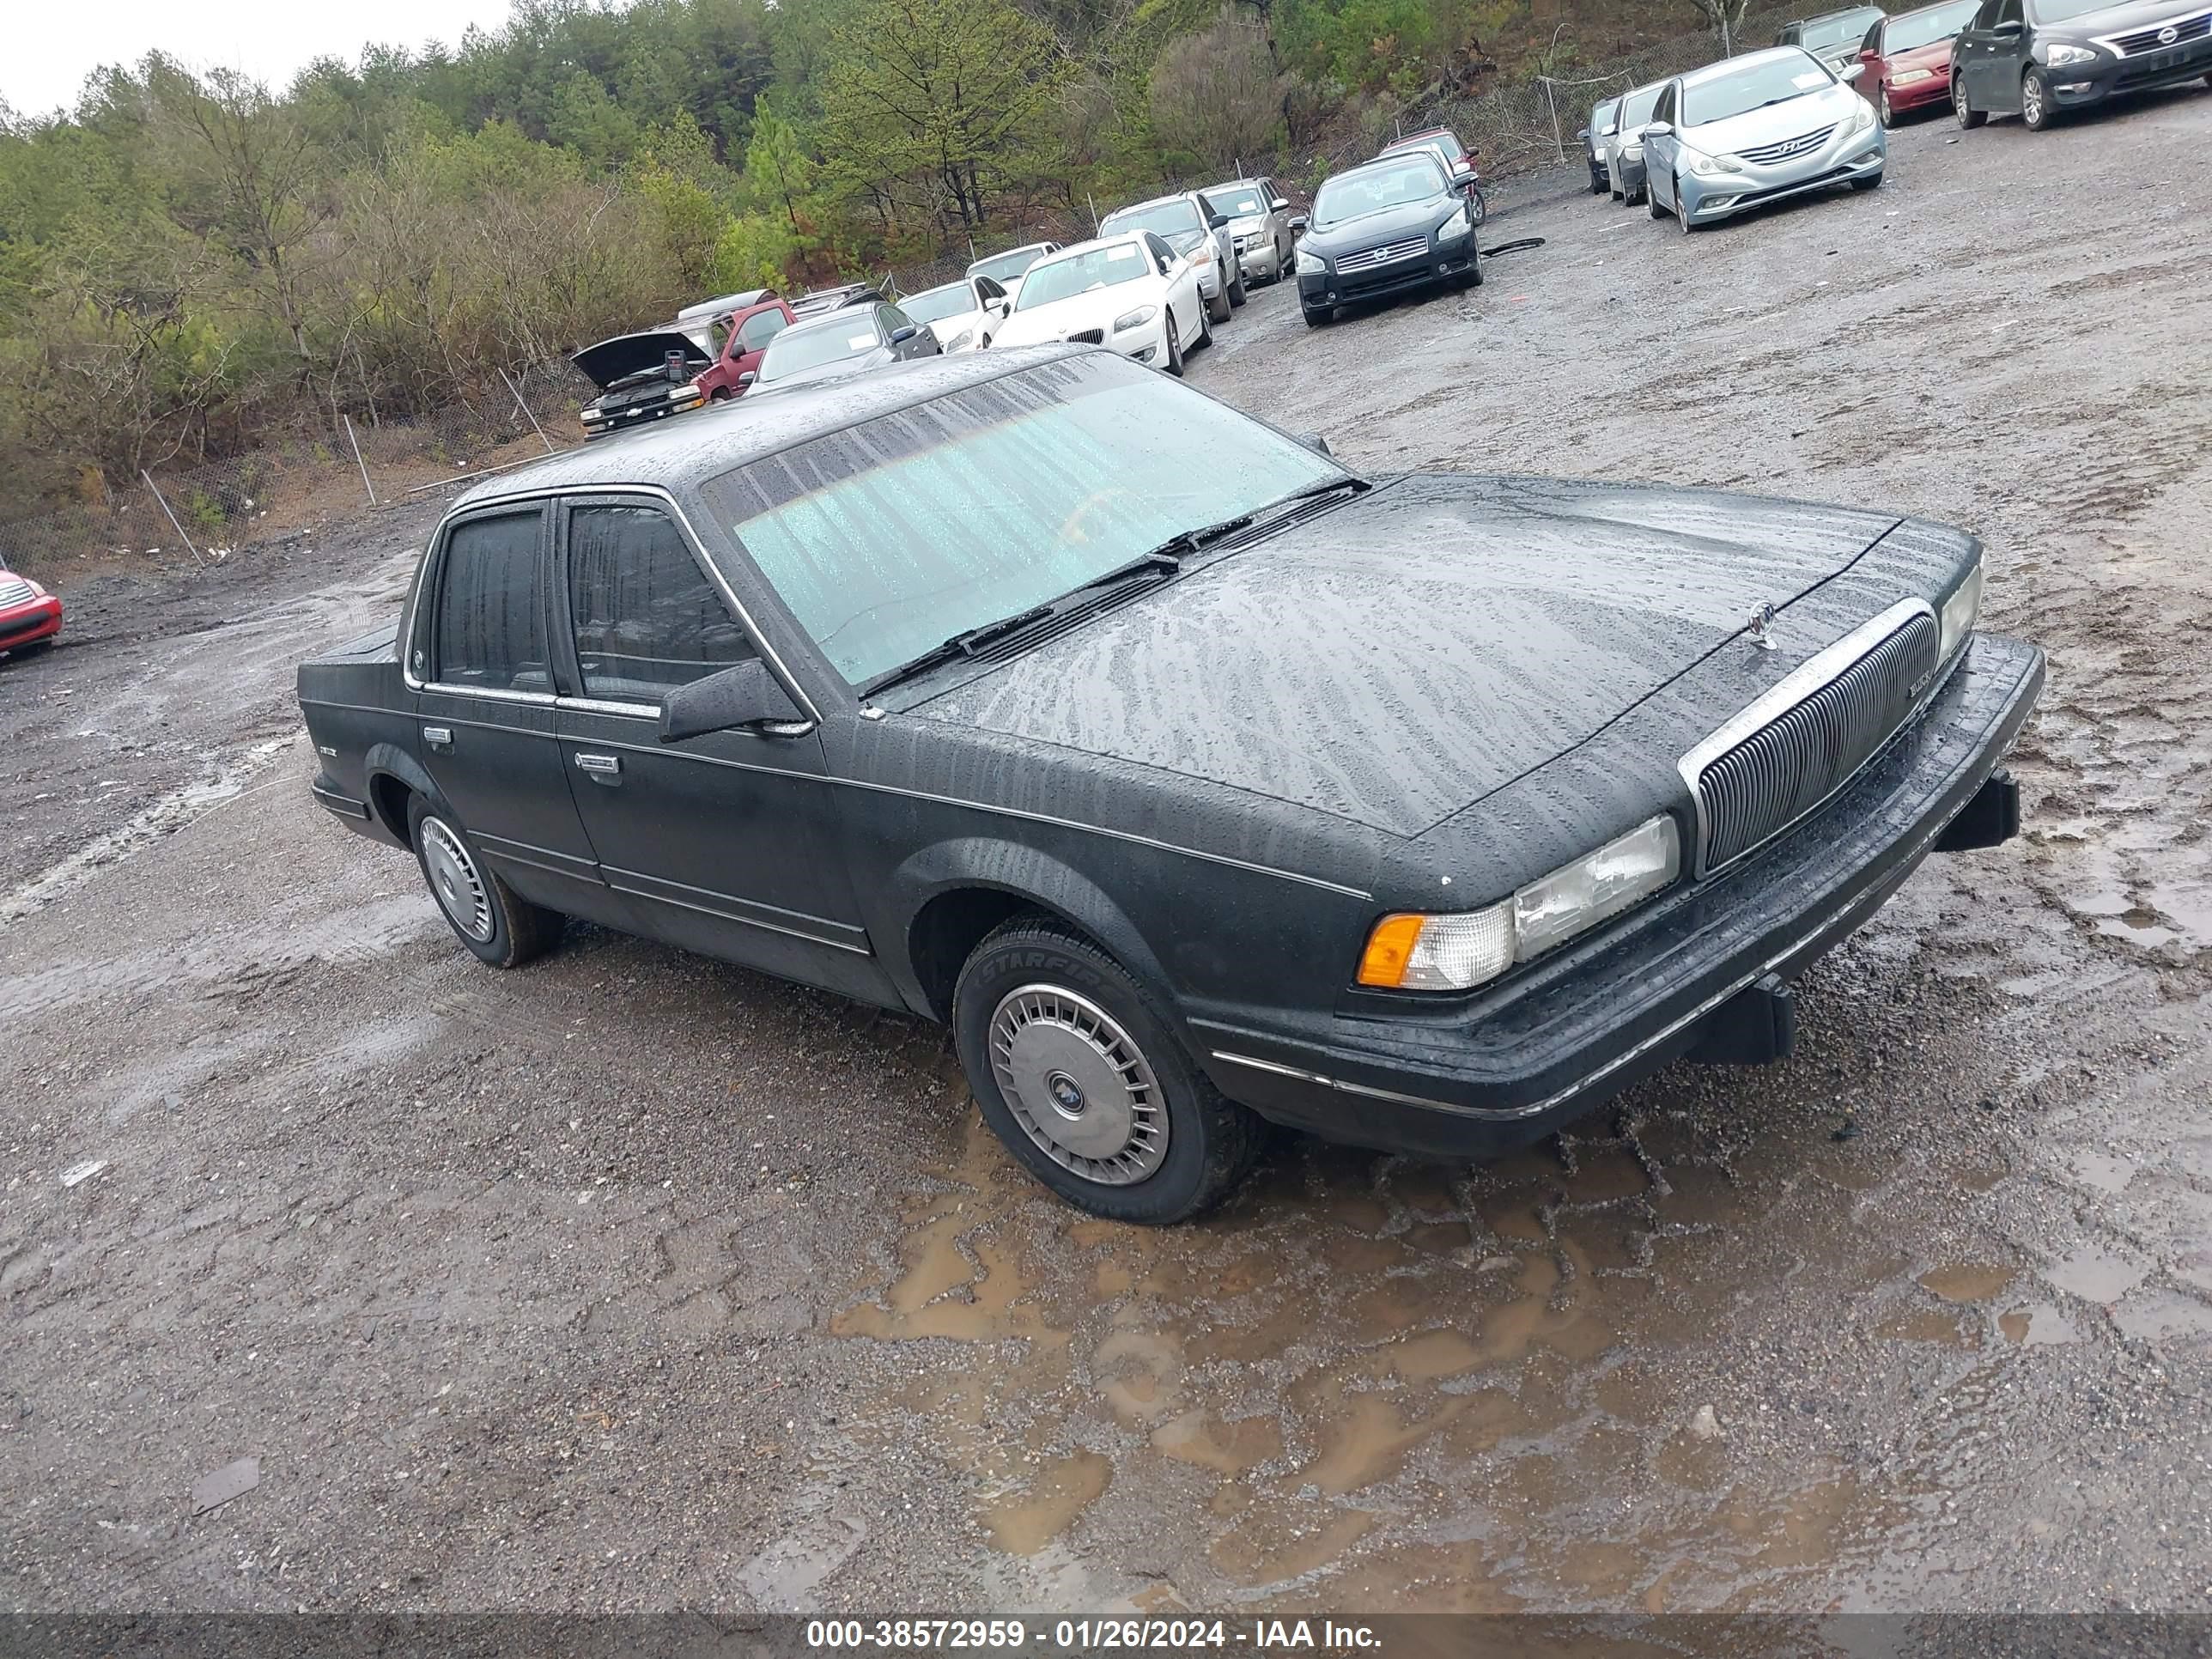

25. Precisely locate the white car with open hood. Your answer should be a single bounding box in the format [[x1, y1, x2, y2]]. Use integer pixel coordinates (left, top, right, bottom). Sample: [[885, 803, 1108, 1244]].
[[988, 232, 1210, 375]]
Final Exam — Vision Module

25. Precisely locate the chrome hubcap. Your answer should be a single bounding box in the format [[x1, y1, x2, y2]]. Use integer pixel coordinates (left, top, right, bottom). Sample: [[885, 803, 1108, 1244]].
[[421, 816, 494, 942], [2025, 81, 2042, 122], [988, 984, 1168, 1185]]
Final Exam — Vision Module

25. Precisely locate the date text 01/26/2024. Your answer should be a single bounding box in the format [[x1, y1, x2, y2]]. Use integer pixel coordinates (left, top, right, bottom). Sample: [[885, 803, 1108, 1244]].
[[803, 1621, 1382, 1652]]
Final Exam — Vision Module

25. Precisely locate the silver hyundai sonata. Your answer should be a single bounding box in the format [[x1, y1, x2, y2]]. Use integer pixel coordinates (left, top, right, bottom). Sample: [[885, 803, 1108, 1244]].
[[1642, 46, 1887, 232]]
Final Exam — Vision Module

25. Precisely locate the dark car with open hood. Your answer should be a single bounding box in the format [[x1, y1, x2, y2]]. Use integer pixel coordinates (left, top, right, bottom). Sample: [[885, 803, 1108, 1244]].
[[572, 329, 712, 441], [297, 347, 2042, 1224]]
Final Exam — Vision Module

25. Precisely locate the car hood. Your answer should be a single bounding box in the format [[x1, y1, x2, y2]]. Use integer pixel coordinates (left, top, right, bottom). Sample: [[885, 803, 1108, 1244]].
[[571, 330, 712, 390], [1685, 84, 1862, 150], [1889, 39, 1957, 67], [2036, 0, 2197, 32], [997, 289, 1151, 344], [912, 475, 1904, 839], [1304, 196, 1457, 256], [758, 348, 892, 391]]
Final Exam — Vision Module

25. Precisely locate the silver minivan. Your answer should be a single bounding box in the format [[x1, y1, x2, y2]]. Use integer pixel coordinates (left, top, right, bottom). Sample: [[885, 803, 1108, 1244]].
[[1200, 176, 1297, 285]]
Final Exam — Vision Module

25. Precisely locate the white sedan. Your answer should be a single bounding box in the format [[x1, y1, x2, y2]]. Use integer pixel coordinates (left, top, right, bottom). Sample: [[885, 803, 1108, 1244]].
[[989, 233, 1209, 374], [898, 274, 1012, 354]]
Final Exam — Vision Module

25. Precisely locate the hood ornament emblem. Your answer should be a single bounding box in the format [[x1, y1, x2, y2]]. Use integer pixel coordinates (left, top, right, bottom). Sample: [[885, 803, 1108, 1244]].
[[1746, 602, 1778, 651]]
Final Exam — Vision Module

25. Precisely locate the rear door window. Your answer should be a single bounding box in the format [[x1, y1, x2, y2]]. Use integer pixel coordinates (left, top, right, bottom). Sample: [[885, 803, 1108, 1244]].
[[432, 510, 549, 693], [567, 505, 755, 702]]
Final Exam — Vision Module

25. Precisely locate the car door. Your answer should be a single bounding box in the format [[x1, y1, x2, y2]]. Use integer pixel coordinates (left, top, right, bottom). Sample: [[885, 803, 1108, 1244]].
[[1858, 19, 1887, 99], [1645, 83, 1680, 205], [1986, 0, 2028, 107], [1958, 0, 2005, 102], [550, 495, 894, 1002], [409, 502, 611, 921], [972, 275, 1009, 343], [1145, 232, 1194, 339]]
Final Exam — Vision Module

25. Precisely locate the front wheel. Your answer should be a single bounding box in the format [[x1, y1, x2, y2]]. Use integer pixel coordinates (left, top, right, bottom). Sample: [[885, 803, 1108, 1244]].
[[2021, 67, 2055, 130], [1649, 182, 1668, 219], [1205, 283, 1231, 325], [408, 796, 562, 968], [952, 920, 1266, 1224], [1302, 303, 1330, 327], [1878, 87, 1898, 127], [1955, 76, 1986, 128], [1850, 169, 1885, 191], [1467, 187, 1489, 228], [1677, 177, 1696, 234], [1163, 309, 1184, 376], [1227, 267, 1248, 307]]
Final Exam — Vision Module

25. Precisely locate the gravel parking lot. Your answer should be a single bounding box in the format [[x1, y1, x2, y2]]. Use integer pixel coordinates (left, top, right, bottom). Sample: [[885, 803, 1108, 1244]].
[[4, 91, 2210, 1616]]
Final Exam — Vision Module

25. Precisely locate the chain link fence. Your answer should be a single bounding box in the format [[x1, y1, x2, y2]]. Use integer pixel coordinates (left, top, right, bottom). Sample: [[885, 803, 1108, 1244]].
[[0, 360, 596, 585]]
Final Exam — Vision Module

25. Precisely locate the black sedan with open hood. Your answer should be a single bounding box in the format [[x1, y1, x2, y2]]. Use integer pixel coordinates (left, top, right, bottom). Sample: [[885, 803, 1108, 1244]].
[[571, 328, 712, 441], [296, 347, 2042, 1224]]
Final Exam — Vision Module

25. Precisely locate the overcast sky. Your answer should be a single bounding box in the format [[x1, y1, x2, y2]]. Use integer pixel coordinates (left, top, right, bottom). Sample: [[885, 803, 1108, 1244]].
[[4, 0, 529, 120]]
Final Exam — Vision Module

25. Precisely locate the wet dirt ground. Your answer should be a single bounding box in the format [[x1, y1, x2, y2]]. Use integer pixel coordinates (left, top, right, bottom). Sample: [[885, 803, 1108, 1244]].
[[4, 91, 2211, 1616]]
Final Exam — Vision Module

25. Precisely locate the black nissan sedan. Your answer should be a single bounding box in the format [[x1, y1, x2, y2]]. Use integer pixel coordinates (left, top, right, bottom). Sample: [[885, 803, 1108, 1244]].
[[1294, 150, 1481, 325], [1952, 0, 2212, 129], [299, 347, 2042, 1223]]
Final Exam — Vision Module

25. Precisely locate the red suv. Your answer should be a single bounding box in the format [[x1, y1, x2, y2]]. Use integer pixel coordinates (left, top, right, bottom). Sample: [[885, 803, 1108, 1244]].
[[0, 566, 63, 658], [690, 293, 800, 403]]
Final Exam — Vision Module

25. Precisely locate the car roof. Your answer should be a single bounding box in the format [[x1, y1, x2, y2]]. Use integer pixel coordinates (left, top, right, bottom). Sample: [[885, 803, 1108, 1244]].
[[453, 347, 1091, 508], [1334, 148, 1447, 180], [1031, 231, 1151, 265], [970, 241, 1055, 260], [1200, 177, 1265, 191], [1103, 192, 1200, 217], [774, 305, 884, 340], [1685, 45, 1816, 82], [1802, 3, 1882, 17]]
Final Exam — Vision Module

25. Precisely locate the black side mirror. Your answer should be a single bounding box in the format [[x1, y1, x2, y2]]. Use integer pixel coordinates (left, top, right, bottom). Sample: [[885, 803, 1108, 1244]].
[[660, 659, 810, 743], [1207, 211, 1229, 228], [1295, 433, 1333, 457]]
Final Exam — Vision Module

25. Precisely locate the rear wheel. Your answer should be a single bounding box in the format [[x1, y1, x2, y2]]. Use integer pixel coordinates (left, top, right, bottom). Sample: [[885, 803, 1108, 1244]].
[[2021, 67, 2054, 130], [952, 920, 1267, 1224], [1955, 76, 1986, 128], [408, 796, 562, 968]]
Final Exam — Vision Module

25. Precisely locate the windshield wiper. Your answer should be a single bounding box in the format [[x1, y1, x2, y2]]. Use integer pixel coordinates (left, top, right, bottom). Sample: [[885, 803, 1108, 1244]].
[[858, 604, 1053, 696]]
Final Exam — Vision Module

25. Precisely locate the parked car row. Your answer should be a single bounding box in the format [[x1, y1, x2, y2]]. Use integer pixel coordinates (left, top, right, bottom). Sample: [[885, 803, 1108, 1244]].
[[1582, 0, 2212, 232]]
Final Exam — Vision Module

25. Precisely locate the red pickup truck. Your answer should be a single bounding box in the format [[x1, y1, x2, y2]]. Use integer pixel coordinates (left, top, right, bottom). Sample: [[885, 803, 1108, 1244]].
[[684, 291, 799, 403]]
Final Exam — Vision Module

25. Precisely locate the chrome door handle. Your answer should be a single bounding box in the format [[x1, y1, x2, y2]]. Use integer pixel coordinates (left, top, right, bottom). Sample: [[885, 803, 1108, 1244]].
[[422, 726, 453, 750], [574, 753, 622, 776]]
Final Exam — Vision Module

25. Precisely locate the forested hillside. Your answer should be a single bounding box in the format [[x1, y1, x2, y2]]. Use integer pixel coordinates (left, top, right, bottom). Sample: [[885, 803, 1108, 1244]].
[[0, 0, 1698, 510]]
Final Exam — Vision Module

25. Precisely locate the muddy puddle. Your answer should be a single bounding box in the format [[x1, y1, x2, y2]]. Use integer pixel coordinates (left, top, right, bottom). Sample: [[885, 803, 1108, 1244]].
[[825, 1083, 2050, 1608]]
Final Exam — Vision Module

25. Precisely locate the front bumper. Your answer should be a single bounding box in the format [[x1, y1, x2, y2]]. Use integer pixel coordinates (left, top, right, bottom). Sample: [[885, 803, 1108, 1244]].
[[0, 595, 64, 650], [2049, 30, 2212, 106], [580, 389, 705, 441], [1885, 66, 1954, 111], [1233, 232, 1283, 280], [1297, 238, 1478, 311], [1194, 631, 2045, 1158], [1679, 126, 1887, 225]]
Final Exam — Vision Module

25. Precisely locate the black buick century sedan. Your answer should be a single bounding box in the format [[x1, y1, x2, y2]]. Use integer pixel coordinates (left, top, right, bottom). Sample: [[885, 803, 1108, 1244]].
[[299, 347, 2042, 1222]]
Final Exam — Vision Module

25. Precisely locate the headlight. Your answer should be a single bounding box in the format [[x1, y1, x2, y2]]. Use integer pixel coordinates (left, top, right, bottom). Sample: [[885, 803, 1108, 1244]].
[[1848, 99, 1877, 132], [1296, 248, 1326, 276], [1436, 202, 1474, 241], [1689, 152, 1745, 177], [1110, 306, 1157, 333], [1939, 556, 1984, 661], [940, 328, 975, 352], [1893, 67, 1935, 83], [2044, 42, 2099, 64], [1357, 816, 1681, 992]]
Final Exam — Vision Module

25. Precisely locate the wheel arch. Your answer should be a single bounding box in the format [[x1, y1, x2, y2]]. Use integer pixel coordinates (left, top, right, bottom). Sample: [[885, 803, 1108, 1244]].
[[892, 838, 1176, 1025], [363, 744, 440, 846]]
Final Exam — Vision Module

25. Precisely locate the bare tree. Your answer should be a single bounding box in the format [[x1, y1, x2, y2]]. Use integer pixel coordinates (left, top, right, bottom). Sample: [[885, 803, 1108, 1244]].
[[1685, 0, 1757, 56], [1149, 12, 1283, 173]]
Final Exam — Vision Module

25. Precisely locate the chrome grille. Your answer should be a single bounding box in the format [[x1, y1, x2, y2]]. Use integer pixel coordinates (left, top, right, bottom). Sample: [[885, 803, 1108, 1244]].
[[2109, 9, 2210, 52], [1738, 125, 1836, 166], [1690, 610, 1939, 872], [0, 577, 33, 607], [1335, 236, 1428, 275]]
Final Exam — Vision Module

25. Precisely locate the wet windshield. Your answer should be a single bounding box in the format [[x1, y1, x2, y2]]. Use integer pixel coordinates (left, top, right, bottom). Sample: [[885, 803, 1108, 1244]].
[[1311, 155, 1446, 228], [1618, 84, 1664, 131], [971, 246, 1048, 284], [1802, 6, 1885, 48], [1593, 98, 1620, 135], [1887, 0, 1978, 49], [1101, 200, 1204, 241], [1012, 244, 1152, 312], [1683, 53, 1836, 124], [759, 317, 879, 379], [705, 358, 1342, 687], [1203, 185, 1267, 218], [899, 284, 975, 325]]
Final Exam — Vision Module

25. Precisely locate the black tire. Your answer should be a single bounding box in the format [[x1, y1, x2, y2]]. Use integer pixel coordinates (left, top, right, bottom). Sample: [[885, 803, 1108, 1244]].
[[3, 637, 54, 659], [1590, 171, 1607, 195], [1878, 87, 1898, 128], [1194, 293, 1212, 351], [952, 918, 1266, 1224], [1227, 267, 1248, 307], [1206, 283, 1231, 325], [1164, 310, 1184, 376], [1955, 76, 1986, 128], [1468, 251, 1484, 287], [2021, 67, 2055, 130], [1303, 303, 1330, 327], [1850, 170, 1885, 191], [407, 794, 562, 968], [1677, 176, 1695, 234], [1650, 184, 1668, 219]]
